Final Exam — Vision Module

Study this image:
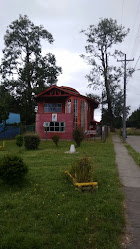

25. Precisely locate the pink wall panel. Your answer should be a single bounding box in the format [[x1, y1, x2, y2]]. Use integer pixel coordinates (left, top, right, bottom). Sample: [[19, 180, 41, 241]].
[[36, 113, 73, 139]]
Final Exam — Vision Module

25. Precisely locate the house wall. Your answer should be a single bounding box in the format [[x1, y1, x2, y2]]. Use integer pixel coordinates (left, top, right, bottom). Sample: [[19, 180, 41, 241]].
[[36, 113, 73, 139], [36, 95, 96, 140]]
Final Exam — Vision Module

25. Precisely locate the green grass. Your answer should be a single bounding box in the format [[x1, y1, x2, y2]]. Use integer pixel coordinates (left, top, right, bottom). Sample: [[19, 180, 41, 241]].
[[125, 143, 140, 166], [114, 128, 140, 136], [126, 128, 140, 135], [0, 137, 125, 249]]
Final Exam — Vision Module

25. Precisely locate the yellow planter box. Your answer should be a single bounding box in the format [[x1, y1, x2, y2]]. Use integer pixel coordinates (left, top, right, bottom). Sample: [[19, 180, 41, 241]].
[[0, 141, 5, 150], [65, 171, 98, 190]]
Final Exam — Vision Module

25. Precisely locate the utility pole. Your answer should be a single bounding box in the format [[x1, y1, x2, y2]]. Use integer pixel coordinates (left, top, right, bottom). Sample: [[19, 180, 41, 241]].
[[117, 54, 134, 143]]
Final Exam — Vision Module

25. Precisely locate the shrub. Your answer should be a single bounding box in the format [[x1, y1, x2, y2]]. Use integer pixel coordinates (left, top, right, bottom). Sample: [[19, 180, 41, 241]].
[[72, 127, 84, 147], [24, 133, 40, 150], [16, 135, 23, 147], [70, 155, 93, 182], [0, 154, 28, 185], [52, 134, 60, 146]]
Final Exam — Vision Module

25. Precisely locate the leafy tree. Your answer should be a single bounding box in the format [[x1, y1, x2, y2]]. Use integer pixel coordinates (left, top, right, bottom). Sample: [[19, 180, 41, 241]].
[[102, 89, 130, 128], [127, 107, 140, 128], [0, 15, 62, 124], [81, 18, 133, 131], [0, 86, 9, 125], [86, 93, 101, 102]]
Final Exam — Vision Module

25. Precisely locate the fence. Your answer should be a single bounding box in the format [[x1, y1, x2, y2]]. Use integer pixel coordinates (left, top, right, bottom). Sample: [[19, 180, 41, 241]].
[[0, 126, 20, 140], [101, 125, 109, 142], [0, 124, 35, 140]]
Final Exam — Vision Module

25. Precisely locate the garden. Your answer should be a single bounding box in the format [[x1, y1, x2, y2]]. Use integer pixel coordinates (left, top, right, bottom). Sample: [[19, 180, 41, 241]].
[[0, 135, 125, 249]]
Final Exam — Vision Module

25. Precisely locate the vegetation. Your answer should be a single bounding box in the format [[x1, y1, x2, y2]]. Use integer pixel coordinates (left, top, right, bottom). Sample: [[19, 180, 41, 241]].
[[0, 86, 11, 130], [52, 134, 60, 146], [127, 107, 140, 128], [72, 126, 84, 147], [70, 155, 93, 182], [125, 143, 140, 166], [126, 128, 140, 136], [0, 15, 62, 124], [0, 154, 28, 185], [16, 135, 23, 148], [0, 137, 125, 249], [24, 133, 40, 150], [81, 18, 133, 130]]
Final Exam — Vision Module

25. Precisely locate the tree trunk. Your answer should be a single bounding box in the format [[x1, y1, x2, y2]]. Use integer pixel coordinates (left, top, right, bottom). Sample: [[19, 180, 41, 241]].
[[102, 49, 115, 131]]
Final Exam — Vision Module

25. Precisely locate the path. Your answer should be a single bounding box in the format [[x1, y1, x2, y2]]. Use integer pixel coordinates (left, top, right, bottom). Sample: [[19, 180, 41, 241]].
[[112, 135, 140, 249]]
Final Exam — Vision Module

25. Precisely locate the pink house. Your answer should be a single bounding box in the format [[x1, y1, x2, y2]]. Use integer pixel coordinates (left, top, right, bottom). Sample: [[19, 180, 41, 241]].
[[35, 85, 99, 139]]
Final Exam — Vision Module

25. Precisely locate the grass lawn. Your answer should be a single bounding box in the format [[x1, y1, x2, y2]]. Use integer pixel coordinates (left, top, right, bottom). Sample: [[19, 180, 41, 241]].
[[125, 143, 140, 167], [0, 136, 125, 249]]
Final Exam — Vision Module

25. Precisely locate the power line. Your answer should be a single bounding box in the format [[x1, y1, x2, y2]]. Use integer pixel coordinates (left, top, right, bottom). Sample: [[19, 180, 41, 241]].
[[127, 0, 140, 57], [121, 0, 124, 24], [134, 55, 140, 70]]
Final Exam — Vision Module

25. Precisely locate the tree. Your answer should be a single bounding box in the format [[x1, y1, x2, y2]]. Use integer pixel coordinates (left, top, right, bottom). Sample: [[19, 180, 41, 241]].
[[86, 93, 101, 102], [0, 15, 62, 124], [102, 90, 130, 128], [81, 18, 133, 131], [127, 107, 140, 128], [0, 86, 10, 123]]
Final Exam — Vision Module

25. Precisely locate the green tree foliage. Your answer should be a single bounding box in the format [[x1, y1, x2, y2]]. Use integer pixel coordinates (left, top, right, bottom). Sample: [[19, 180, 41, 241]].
[[0, 86, 9, 123], [102, 90, 130, 128], [72, 127, 84, 147], [81, 18, 133, 130], [16, 135, 23, 148], [86, 93, 101, 102], [24, 133, 40, 150], [0, 154, 28, 185], [52, 134, 60, 146], [0, 15, 62, 124], [127, 107, 140, 128]]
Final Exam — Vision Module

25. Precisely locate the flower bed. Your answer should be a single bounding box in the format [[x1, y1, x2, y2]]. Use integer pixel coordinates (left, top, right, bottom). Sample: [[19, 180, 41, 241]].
[[65, 171, 98, 190]]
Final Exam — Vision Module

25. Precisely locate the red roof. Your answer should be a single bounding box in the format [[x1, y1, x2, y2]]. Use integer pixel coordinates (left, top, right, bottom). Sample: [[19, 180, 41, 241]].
[[35, 85, 99, 108]]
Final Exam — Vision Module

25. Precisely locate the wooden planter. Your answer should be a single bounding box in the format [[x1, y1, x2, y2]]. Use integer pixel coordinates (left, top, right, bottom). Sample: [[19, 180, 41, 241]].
[[65, 171, 98, 191], [0, 141, 5, 150]]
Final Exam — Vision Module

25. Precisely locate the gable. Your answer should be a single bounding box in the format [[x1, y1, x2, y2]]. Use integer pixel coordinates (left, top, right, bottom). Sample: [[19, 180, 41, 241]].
[[42, 88, 70, 97], [36, 86, 72, 98]]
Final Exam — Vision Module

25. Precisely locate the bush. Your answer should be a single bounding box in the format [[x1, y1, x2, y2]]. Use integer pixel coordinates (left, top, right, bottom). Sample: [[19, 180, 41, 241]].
[[0, 154, 28, 185], [72, 127, 84, 147], [24, 133, 40, 150], [70, 155, 93, 182], [52, 134, 60, 146], [16, 135, 23, 147]]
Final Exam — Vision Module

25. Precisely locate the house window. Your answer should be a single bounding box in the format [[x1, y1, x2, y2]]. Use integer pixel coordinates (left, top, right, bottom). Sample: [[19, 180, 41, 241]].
[[73, 99, 78, 128], [68, 99, 71, 113], [81, 100, 84, 129], [44, 103, 62, 113], [65, 99, 71, 113], [44, 122, 65, 132]]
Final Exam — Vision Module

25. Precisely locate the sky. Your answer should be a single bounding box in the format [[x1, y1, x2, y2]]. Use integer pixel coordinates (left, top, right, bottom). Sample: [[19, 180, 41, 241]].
[[0, 0, 140, 121]]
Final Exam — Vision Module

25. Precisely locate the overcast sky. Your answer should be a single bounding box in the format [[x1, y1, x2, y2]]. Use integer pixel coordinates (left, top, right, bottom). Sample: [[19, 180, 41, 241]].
[[0, 0, 140, 121]]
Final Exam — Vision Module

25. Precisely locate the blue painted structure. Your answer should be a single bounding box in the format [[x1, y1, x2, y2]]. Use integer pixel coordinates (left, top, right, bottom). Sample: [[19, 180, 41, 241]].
[[0, 113, 20, 139]]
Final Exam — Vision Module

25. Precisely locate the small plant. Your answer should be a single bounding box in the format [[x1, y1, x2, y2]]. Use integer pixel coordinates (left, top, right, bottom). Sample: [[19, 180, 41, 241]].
[[0, 154, 28, 185], [70, 155, 93, 182], [72, 127, 84, 147], [16, 135, 23, 148], [24, 133, 40, 150], [52, 134, 60, 146]]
